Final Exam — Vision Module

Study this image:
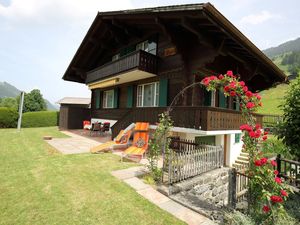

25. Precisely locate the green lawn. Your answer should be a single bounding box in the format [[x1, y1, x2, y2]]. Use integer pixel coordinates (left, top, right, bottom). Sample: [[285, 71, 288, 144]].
[[258, 83, 289, 115], [0, 127, 185, 225]]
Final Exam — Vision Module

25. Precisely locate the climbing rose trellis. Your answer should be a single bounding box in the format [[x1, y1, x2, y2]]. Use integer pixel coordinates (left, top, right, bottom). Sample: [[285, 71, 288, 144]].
[[201, 71, 290, 222]]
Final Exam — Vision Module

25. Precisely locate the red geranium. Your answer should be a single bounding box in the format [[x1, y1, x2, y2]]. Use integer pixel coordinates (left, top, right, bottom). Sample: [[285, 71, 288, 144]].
[[224, 86, 230, 92], [249, 131, 256, 138], [280, 190, 288, 197], [274, 170, 279, 175], [202, 77, 210, 86], [239, 81, 245, 86], [260, 158, 268, 165], [218, 74, 224, 80], [263, 205, 270, 213], [270, 195, 283, 203], [209, 76, 217, 81], [243, 86, 248, 92]]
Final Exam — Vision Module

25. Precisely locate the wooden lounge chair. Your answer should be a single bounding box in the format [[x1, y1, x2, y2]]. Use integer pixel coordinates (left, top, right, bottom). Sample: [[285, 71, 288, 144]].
[[122, 122, 150, 162], [90, 129, 132, 153]]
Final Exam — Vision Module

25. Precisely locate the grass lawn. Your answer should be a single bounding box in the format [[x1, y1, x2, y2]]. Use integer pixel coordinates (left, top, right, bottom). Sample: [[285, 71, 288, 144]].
[[258, 83, 289, 115], [0, 127, 185, 225]]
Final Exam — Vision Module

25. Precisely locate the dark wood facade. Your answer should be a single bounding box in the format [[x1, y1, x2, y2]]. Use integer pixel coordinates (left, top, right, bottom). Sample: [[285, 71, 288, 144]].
[[62, 3, 285, 136]]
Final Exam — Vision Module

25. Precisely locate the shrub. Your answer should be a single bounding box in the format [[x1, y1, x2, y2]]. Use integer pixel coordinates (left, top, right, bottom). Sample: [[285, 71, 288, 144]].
[[262, 137, 292, 159], [0, 107, 18, 128], [22, 111, 58, 128]]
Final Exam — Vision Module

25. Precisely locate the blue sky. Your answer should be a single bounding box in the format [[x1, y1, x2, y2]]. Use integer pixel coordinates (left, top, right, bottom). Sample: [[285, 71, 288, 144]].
[[0, 0, 299, 104]]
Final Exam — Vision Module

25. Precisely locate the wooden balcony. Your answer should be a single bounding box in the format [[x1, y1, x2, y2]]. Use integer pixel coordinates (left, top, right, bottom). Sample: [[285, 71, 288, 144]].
[[105, 106, 263, 138], [86, 50, 158, 84]]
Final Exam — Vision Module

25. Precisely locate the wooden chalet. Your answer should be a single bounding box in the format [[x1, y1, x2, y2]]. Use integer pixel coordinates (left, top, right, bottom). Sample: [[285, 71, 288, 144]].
[[62, 3, 286, 165]]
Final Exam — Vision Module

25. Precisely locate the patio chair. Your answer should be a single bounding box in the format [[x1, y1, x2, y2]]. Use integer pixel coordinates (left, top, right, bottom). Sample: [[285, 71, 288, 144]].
[[100, 122, 110, 135], [90, 129, 132, 153], [90, 122, 102, 136], [122, 122, 149, 162]]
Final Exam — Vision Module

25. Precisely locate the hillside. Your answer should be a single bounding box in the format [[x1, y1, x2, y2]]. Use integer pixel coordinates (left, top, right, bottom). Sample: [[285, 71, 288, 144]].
[[0, 81, 58, 110], [263, 37, 300, 58]]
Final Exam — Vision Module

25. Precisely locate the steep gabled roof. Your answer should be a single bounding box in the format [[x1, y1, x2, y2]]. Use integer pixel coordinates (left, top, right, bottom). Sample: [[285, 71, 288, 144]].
[[63, 3, 286, 84]]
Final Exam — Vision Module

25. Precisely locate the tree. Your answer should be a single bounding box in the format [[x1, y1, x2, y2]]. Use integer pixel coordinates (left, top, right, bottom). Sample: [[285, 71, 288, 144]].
[[22, 89, 47, 113], [277, 76, 300, 160], [0, 97, 18, 110]]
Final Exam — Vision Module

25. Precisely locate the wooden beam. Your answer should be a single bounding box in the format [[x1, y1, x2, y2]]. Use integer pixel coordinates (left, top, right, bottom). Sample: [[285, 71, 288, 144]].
[[180, 17, 213, 48], [111, 19, 143, 38]]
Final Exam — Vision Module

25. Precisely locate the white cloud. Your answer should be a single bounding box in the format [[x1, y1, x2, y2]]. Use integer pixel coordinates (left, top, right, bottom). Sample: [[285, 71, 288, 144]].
[[0, 0, 133, 25], [240, 10, 280, 25]]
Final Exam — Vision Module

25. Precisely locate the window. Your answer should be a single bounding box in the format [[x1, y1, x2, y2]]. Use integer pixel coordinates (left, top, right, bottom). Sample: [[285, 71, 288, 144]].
[[103, 90, 114, 108], [211, 91, 216, 107], [137, 82, 159, 107], [136, 40, 157, 55], [235, 133, 241, 143], [95, 90, 101, 109]]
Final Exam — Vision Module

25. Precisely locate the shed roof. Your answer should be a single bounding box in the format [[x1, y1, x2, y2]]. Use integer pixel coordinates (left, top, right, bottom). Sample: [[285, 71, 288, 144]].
[[56, 97, 91, 105]]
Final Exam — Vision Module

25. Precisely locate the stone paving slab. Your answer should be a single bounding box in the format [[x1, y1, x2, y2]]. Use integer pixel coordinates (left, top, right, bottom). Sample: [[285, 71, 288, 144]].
[[112, 166, 216, 225], [46, 131, 101, 154], [123, 177, 152, 191]]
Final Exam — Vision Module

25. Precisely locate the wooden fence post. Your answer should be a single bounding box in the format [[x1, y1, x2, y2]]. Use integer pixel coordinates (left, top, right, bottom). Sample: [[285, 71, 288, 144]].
[[228, 168, 237, 209]]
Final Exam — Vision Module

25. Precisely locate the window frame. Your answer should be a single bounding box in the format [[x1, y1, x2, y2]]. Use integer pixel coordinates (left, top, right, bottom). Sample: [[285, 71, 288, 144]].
[[235, 133, 241, 144], [102, 90, 114, 109], [136, 82, 159, 107]]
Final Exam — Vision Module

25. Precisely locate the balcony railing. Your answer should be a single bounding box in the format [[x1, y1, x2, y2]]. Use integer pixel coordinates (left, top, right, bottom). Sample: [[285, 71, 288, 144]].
[[104, 106, 263, 138], [86, 50, 158, 84]]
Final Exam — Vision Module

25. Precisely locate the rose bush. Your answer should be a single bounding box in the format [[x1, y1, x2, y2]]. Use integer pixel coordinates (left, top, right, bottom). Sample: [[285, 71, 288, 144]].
[[202, 71, 290, 224]]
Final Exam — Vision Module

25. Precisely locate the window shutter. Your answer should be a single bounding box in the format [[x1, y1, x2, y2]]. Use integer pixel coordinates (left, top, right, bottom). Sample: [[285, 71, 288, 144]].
[[219, 89, 227, 108], [203, 89, 211, 106], [235, 97, 240, 111], [159, 78, 168, 107], [127, 85, 133, 108], [95, 90, 101, 109], [113, 88, 119, 108]]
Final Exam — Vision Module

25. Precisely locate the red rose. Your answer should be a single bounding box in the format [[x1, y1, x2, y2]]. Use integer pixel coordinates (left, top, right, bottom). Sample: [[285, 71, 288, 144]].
[[202, 78, 210, 86], [260, 158, 268, 165], [256, 94, 261, 100], [218, 74, 224, 80], [255, 132, 261, 138], [224, 86, 230, 92], [280, 190, 288, 197], [227, 70, 233, 76], [246, 91, 253, 98], [243, 86, 248, 92], [246, 102, 255, 109], [271, 160, 277, 167], [255, 160, 262, 166], [275, 177, 282, 184], [240, 124, 252, 132], [255, 124, 261, 130], [249, 131, 256, 138], [274, 170, 279, 175], [209, 76, 217, 81], [229, 81, 236, 88], [263, 205, 270, 213], [262, 135, 268, 141], [239, 81, 245, 87], [264, 131, 268, 135], [270, 195, 283, 203], [230, 91, 236, 96]]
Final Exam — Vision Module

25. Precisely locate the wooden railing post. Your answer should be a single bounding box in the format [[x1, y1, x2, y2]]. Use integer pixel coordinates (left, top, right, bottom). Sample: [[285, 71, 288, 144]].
[[228, 168, 237, 209], [276, 154, 281, 176]]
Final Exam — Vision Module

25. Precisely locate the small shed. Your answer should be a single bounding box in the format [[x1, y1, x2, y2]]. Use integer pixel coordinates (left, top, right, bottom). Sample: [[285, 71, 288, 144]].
[[57, 97, 91, 130]]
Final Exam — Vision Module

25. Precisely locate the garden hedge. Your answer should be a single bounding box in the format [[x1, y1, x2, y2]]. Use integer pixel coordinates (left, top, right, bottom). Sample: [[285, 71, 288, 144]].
[[22, 111, 59, 128], [0, 107, 19, 128]]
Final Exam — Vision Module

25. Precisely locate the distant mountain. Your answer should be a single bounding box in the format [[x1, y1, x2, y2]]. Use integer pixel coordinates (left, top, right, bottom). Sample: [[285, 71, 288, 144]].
[[0, 81, 58, 111], [263, 37, 300, 58], [0, 81, 21, 98]]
